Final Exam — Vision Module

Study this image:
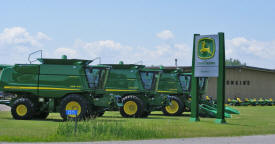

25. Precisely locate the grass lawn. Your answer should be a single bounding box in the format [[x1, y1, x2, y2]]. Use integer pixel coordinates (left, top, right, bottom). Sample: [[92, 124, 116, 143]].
[[0, 106, 275, 142]]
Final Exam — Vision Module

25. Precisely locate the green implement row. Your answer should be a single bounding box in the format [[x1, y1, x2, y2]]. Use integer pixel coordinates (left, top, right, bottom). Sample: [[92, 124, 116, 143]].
[[228, 98, 274, 106]]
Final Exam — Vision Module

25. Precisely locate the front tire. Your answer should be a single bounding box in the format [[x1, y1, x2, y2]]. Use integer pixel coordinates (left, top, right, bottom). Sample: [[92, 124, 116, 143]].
[[120, 96, 144, 118], [60, 94, 88, 120], [162, 96, 184, 116], [11, 98, 34, 120]]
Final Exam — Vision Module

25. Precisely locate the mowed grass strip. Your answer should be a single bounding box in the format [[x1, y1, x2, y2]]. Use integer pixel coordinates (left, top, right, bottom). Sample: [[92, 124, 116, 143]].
[[0, 106, 275, 142]]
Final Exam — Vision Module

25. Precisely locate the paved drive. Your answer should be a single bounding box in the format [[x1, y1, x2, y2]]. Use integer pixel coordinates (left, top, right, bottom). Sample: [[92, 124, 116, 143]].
[[2, 134, 275, 144]]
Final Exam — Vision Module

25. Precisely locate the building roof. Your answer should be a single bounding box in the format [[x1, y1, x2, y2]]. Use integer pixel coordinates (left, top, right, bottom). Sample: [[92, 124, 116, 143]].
[[147, 66, 275, 73]]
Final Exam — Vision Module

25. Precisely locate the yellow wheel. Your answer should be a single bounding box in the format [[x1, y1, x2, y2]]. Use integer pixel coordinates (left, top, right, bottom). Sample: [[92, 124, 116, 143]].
[[120, 96, 144, 118], [60, 94, 88, 120], [16, 104, 28, 116], [123, 101, 138, 115], [162, 96, 184, 116], [65, 101, 82, 117], [165, 100, 179, 114], [11, 98, 34, 120]]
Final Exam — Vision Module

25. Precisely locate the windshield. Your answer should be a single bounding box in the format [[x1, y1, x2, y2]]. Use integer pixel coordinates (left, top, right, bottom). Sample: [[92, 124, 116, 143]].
[[85, 68, 106, 89], [140, 71, 156, 90], [179, 75, 191, 92]]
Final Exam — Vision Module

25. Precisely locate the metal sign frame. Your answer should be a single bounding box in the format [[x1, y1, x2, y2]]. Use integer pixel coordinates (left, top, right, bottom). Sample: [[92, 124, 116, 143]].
[[190, 32, 225, 124]]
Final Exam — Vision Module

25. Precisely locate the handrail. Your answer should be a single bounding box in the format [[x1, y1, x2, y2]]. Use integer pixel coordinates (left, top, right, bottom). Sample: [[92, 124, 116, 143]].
[[92, 57, 101, 64], [28, 50, 42, 64]]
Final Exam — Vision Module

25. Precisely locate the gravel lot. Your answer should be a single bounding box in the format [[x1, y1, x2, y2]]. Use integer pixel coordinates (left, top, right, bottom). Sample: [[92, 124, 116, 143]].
[[2, 135, 275, 144], [0, 104, 10, 111]]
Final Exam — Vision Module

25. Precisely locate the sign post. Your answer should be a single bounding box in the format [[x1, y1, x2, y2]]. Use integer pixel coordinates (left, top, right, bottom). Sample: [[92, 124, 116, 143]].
[[190, 32, 225, 123], [66, 110, 78, 135], [215, 32, 226, 124], [190, 34, 200, 122]]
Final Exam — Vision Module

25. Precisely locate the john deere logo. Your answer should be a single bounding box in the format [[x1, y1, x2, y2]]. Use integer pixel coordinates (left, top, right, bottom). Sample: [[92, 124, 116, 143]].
[[197, 38, 215, 59]]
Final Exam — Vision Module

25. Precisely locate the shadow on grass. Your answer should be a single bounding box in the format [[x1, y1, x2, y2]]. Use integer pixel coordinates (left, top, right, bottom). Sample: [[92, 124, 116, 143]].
[[226, 123, 250, 127], [102, 115, 168, 120], [150, 113, 191, 117], [1, 117, 63, 122]]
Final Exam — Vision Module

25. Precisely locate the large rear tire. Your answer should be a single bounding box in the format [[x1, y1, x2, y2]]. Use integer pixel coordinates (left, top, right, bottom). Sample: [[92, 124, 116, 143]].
[[11, 98, 34, 120], [162, 96, 184, 116], [120, 96, 144, 118], [60, 94, 88, 120]]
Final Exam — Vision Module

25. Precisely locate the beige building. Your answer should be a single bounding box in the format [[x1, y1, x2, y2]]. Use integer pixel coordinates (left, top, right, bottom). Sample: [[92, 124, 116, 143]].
[[153, 66, 275, 100], [204, 66, 275, 100]]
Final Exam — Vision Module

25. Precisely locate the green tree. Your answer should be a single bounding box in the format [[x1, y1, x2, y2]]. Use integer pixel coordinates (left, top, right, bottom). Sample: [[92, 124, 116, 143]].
[[225, 58, 246, 66]]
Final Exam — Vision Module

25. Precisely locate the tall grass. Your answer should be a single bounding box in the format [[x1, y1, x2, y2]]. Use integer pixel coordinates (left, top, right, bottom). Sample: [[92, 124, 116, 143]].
[[2, 107, 275, 142], [56, 119, 165, 140]]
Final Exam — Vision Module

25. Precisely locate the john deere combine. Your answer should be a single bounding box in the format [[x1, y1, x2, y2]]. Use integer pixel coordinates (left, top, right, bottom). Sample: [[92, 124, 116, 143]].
[[103, 62, 170, 118], [155, 68, 205, 116], [154, 67, 239, 117], [0, 53, 122, 120]]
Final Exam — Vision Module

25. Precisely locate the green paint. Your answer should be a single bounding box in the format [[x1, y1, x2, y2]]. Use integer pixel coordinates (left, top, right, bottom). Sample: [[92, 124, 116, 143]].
[[190, 34, 200, 122], [103, 64, 170, 112], [0, 58, 122, 119], [216, 32, 226, 124]]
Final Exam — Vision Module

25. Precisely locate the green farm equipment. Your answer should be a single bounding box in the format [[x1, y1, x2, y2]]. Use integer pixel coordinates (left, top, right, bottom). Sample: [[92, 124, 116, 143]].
[[227, 98, 238, 106], [0, 52, 123, 120], [155, 69, 191, 116], [257, 98, 273, 106], [152, 68, 238, 118], [103, 63, 170, 118], [154, 68, 207, 116], [249, 98, 258, 106]]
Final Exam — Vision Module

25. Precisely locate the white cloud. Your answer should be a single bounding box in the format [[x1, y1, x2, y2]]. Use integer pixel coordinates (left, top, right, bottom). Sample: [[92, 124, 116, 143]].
[[3, 27, 274, 69], [226, 37, 275, 68], [0, 27, 51, 47], [54, 39, 192, 66], [156, 30, 174, 40], [54, 47, 78, 58], [0, 27, 51, 64], [37, 32, 51, 40]]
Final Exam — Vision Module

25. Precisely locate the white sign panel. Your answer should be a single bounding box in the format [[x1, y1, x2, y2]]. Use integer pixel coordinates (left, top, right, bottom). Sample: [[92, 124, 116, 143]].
[[195, 35, 219, 77]]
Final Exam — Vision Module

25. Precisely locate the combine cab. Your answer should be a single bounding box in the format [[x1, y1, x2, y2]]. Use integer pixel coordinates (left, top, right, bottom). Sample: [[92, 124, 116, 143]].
[[0, 54, 122, 120], [156, 69, 196, 116], [103, 63, 170, 118]]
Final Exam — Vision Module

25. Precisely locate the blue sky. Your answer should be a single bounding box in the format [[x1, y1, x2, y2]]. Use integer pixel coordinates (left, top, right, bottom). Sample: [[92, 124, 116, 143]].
[[0, 0, 275, 68]]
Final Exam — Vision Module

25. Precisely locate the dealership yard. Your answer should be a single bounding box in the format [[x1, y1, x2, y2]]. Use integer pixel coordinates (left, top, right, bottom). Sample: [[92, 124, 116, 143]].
[[0, 106, 275, 142]]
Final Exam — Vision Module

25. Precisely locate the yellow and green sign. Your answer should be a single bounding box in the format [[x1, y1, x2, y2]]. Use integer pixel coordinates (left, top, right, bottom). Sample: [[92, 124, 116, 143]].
[[191, 33, 226, 124], [197, 38, 215, 60]]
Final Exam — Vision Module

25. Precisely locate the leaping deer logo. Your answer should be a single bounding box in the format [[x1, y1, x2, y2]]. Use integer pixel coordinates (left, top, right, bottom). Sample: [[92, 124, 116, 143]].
[[200, 41, 211, 54]]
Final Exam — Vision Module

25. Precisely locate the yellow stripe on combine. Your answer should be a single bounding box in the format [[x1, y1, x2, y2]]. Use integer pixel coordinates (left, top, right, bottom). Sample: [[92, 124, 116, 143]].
[[4, 86, 80, 91], [105, 89, 137, 92], [157, 90, 177, 93]]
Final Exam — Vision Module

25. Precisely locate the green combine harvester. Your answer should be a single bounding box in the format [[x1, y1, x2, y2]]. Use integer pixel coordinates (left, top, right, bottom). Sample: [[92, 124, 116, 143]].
[[103, 62, 170, 118], [0, 52, 124, 120], [154, 67, 239, 118]]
